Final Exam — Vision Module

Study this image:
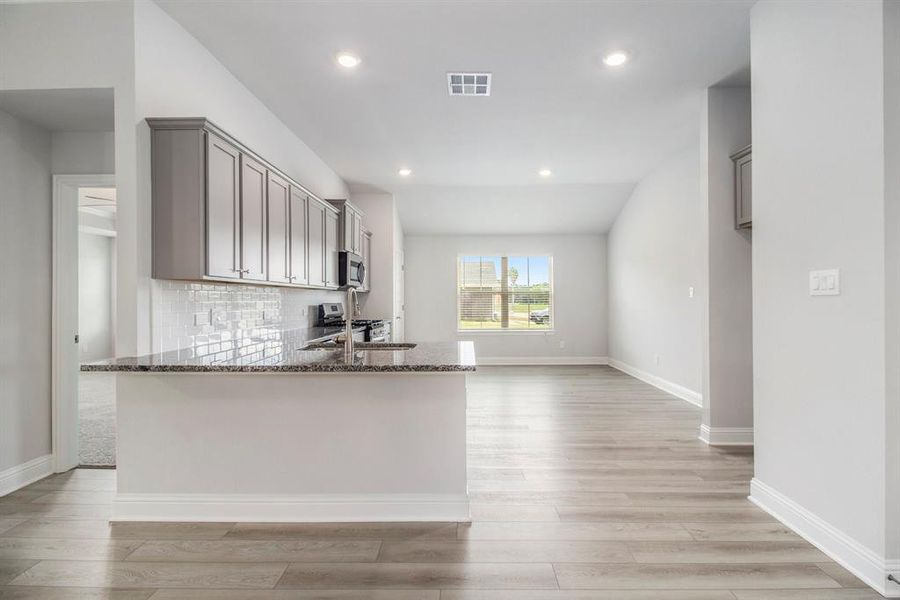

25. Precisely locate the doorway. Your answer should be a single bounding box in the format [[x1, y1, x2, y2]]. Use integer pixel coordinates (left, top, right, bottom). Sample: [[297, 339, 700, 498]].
[[77, 187, 117, 466], [52, 174, 116, 471]]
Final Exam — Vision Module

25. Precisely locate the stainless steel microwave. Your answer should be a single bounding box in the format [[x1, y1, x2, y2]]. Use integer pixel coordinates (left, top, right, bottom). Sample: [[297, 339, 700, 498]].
[[338, 251, 366, 288]]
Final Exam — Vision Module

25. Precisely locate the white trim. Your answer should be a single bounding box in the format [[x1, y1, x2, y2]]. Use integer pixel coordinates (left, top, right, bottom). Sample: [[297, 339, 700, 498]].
[[458, 330, 556, 336], [478, 356, 608, 366], [608, 358, 703, 407], [112, 493, 471, 523], [699, 424, 754, 446], [0, 455, 53, 497], [52, 174, 116, 474], [888, 561, 900, 594], [750, 478, 898, 598]]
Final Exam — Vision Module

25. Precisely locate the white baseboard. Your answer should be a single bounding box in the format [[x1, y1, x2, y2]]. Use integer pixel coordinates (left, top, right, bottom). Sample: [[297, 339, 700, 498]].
[[0, 454, 53, 497], [699, 424, 754, 446], [478, 356, 608, 366], [112, 493, 471, 523], [750, 478, 897, 598], [608, 358, 703, 407]]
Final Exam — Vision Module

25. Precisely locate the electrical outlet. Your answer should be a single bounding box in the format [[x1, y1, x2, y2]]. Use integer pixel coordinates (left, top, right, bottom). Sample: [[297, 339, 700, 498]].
[[655, 354, 661, 365], [559, 340, 566, 349], [212, 310, 227, 328], [688, 286, 694, 298]]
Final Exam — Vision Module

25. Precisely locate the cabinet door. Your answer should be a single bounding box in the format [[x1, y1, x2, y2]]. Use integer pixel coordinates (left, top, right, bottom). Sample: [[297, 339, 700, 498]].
[[289, 187, 308, 285], [307, 199, 326, 287], [266, 171, 291, 284], [353, 210, 363, 254], [206, 133, 241, 279], [325, 209, 339, 288], [341, 208, 353, 253], [240, 155, 268, 281], [361, 231, 372, 291]]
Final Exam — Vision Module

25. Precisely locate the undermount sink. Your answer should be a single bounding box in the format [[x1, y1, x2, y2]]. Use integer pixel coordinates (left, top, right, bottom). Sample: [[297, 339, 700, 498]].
[[302, 341, 418, 351], [356, 342, 418, 350]]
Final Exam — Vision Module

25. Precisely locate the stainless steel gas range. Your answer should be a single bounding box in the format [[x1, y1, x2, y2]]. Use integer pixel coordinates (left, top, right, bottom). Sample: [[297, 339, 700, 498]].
[[317, 303, 392, 342]]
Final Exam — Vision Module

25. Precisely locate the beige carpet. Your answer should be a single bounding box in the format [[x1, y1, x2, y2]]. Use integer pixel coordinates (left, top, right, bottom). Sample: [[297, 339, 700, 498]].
[[78, 372, 116, 466]]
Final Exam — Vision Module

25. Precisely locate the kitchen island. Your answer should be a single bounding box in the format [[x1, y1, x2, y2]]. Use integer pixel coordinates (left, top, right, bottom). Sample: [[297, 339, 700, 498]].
[[83, 329, 476, 523]]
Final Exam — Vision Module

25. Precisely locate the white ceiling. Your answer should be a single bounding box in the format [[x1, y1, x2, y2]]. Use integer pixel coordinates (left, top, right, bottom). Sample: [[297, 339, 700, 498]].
[[0, 88, 114, 132], [156, 0, 752, 233], [391, 183, 636, 235]]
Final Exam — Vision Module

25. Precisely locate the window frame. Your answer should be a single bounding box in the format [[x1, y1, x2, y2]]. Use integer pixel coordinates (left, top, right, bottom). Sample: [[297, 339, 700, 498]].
[[455, 253, 555, 334]]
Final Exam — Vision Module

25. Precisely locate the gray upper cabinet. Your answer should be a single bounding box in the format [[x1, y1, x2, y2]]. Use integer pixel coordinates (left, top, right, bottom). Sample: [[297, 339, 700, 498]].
[[349, 208, 362, 254], [307, 197, 327, 288], [327, 199, 365, 255], [289, 186, 309, 286], [239, 155, 268, 281], [732, 144, 752, 229], [205, 133, 241, 279], [148, 118, 339, 290], [325, 207, 340, 288], [266, 171, 291, 284]]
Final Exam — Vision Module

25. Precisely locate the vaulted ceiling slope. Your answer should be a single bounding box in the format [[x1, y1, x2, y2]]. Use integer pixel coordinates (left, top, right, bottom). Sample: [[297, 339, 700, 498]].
[[157, 0, 751, 233]]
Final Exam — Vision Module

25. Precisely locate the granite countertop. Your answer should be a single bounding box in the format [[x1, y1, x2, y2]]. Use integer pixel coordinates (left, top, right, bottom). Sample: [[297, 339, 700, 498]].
[[81, 325, 476, 373]]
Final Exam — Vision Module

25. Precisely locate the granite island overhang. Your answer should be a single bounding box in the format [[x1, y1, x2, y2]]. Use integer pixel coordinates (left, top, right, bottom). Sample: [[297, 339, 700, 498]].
[[83, 338, 476, 523]]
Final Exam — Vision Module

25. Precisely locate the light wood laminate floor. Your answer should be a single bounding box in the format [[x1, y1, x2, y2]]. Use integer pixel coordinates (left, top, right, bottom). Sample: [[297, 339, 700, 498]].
[[0, 366, 880, 599]]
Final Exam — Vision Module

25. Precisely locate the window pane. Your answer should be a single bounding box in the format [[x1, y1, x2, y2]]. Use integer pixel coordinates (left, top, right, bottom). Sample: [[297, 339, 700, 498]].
[[527, 256, 551, 329], [458, 255, 552, 331]]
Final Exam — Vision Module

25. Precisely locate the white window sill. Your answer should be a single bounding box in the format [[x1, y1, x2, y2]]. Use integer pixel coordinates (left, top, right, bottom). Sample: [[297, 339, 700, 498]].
[[456, 329, 556, 336]]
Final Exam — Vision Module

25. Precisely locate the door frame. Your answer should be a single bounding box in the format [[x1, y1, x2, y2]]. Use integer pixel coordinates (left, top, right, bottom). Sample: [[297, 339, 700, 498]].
[[51, 173, 115, 473]]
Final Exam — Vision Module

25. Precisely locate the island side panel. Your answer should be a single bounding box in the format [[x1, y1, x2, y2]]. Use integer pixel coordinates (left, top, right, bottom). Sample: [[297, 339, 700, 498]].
[[114, 372, 469, 522]]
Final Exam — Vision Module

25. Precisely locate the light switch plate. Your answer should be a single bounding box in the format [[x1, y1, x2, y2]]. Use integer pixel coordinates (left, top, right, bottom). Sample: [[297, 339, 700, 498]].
[[810, 269, 840, 296]]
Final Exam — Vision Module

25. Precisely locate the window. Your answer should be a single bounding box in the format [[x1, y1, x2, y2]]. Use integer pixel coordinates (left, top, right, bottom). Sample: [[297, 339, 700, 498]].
[[457, 255, 553, 331]]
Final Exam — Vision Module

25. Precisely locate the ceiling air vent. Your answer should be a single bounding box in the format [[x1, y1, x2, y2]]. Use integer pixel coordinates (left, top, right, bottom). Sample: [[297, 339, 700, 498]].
[[447, 72, 491, 96]]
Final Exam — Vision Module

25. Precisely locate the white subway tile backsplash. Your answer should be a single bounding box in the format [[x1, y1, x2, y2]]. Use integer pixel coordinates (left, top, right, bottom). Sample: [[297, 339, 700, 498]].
[[151, 279, 343, 354]]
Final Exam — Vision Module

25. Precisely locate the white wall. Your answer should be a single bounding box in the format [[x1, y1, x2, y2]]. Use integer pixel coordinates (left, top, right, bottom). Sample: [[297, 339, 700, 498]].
[[0, 109, 52, 473], [132, 0, 352, 351], [700, 87, 753, 437], [350, 192, 399, 321], [133, 0, 346, 201], [404, 234, 607, 362], [78, 232, 115, 362], [883, 0, 900, 574], [392, 202, 406, 340], [0, 0, 139, 355], [52, 131, 115, 175], [751, 0, 899, 592], [607, 147, 702, 397]]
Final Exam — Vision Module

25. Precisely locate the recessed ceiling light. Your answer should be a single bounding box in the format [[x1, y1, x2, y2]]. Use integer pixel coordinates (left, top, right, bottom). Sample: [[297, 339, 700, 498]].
[[538, 169, 552, 178], [602, 51, 628, 67], [398, 168, 412, 177], [336, 53, 361, 68]]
